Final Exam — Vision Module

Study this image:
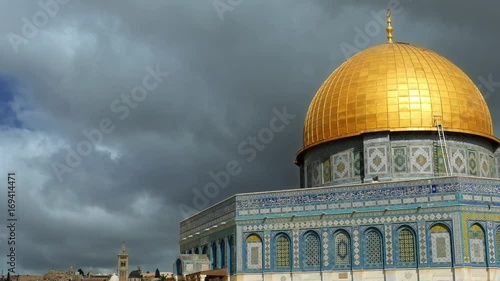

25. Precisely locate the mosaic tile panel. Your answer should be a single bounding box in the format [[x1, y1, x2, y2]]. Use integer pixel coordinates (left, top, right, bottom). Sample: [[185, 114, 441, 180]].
[[353, 229, 360, 266], [490, 156, 496, 178], [468, 150, 478, 176], [385, 225, 393, 264], [293, 230, 299, 268], [322, 157, 331, 184], [430, 225, 452, 263], [333, 152, 351, 180], [392, 147, 407, 173], [265, 233, 271, 268], [410, 146, 432, 174], [237, 227, 243, 271], [470, 239, 485, 263], [469, 224, 485, 264], [322, 231, 329, 267], [418, 223, 427, 263], [496, 228, 500, 263], [367, 146, 388, 174], [352, 150, 362, 177], [496, 154, 500, 179], [487, 223, 495, 264], [434, 147, 447, 175], [306, 163, 313, 187], [246, 236, 262, 269], [450, 148, 466, 175], [480, 153, 490, 178], [451, 213, 463, 264], [334, 231, 350, 267], [312, 160, 322, 186], [461, 213, 500, 260]]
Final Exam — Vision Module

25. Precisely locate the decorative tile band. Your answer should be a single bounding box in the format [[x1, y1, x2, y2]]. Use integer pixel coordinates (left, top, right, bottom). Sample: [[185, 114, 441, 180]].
[[236, 179, 500, 210], [242, 213, 451, 232]]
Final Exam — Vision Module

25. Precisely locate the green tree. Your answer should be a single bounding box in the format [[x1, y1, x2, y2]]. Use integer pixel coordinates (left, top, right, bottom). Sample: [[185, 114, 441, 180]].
[[154, 269, 160, 278]]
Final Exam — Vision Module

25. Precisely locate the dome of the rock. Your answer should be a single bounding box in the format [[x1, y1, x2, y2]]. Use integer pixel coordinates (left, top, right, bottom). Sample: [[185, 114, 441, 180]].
[[298, 42, 497, 158]]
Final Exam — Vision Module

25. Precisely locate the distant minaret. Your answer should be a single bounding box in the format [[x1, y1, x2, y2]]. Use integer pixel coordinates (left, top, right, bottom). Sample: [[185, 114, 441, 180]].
[[117, 242, 129, 281]]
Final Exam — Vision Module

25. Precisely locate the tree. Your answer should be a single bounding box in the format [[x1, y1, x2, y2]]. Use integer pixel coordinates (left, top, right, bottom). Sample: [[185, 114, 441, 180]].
[[154, 269, 160, 278], [77, 269, 85, 276], [6, 273, 10, 281]]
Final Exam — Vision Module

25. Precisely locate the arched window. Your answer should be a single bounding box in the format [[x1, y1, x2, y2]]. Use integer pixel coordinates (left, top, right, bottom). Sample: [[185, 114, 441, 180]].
[[334, 231, 351, 267], [194, 247, 199, 254], [397, 228, 416, 265], [211, 242, 218, 269], [276, 234, 291, 268], [364, 229, 383, 267], [430, 224, 452, 263], [202, 245, 208, 255], [303, 232, 320, 268], [220, 239, 226, 268], [469, 224, 485, 264], [246, 234, 262, 269], [175, 259, 182, 275]]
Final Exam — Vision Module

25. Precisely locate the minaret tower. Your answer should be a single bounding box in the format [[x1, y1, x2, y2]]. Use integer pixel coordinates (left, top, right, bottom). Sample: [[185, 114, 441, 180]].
[[117, 242, 129, 281]]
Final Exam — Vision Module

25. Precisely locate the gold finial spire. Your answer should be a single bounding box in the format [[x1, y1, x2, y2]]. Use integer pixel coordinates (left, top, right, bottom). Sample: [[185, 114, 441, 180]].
[[386, 9, 393, 43]]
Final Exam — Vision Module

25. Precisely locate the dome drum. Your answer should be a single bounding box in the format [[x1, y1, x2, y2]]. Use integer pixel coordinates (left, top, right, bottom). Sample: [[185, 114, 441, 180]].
[[301, 131, 500, 188]]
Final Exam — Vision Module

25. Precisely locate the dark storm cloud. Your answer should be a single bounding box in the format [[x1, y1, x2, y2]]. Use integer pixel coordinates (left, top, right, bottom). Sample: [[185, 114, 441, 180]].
[[0, 0, 499, 275]]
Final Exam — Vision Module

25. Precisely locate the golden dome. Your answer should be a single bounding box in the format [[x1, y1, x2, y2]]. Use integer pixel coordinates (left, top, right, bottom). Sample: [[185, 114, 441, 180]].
[[299, 42, 497, 156]]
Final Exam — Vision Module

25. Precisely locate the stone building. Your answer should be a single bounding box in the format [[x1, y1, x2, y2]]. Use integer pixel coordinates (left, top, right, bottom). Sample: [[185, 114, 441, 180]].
[[176, 10, 500, 281]]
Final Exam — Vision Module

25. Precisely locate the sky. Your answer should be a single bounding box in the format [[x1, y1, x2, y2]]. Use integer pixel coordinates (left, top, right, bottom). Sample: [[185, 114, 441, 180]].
[[1, 0, 500, 276]]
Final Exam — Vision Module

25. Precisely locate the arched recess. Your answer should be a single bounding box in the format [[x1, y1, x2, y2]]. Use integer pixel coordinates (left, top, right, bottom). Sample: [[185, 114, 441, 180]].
[[333, 230, 351, 268], [302, 231, 320, 268], [364, 228, 384, 268], [246, 233, 263, 270], [275, 233, 292, 269], [396, 226, 417, 266], [469, 223, 486, 264], [429, 223, 452, 264]]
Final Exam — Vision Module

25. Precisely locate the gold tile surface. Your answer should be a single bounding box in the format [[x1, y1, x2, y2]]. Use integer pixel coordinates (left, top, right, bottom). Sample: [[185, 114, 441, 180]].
[[301, 43, 496, 153]]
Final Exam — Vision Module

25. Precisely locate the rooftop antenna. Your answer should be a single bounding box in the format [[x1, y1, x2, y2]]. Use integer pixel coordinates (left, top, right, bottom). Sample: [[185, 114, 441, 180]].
[[386, 9, 393, 43]]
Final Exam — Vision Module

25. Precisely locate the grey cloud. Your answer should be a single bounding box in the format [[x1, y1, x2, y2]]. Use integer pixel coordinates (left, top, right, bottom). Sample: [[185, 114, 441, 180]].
[[0, 0, 499, 274]]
